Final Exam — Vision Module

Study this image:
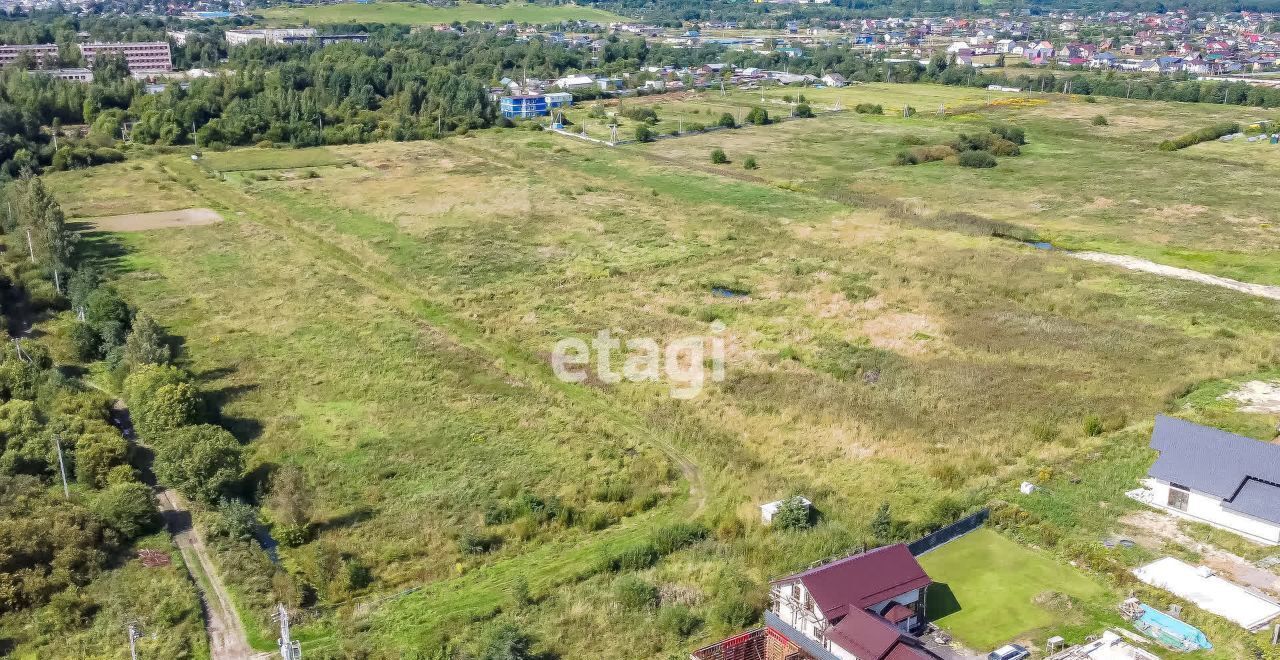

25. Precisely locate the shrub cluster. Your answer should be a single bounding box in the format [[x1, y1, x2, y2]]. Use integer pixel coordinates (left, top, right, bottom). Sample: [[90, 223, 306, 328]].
[[893, 145, 955, 166], [50, 146, 125, 171], [1158, 122, 1240, 151], [957, 150, 998, 168], [621, 107, 659, 124], [854, 103, 884, 114], [952, 131, 1021, 156], [895, 124, 1027, 168]]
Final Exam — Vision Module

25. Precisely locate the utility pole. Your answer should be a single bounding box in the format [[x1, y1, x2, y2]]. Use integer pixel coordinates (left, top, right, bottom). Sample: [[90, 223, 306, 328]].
[[12, 339, 30, 363], [54, 435, 69, 499], [128, 623, 142, 660], [276, 604, 301, 660], [25, 229, 35, 263]]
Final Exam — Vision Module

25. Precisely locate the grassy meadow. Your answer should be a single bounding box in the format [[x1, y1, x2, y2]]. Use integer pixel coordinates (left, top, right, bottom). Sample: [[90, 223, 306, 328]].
[[258, 1, 629, 26], [647, 84, 1280, 282], [42, 82, 1280, 658]]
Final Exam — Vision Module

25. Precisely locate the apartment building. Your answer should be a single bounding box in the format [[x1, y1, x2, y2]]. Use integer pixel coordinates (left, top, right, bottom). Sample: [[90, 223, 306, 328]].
[[224, 28, 317, 46], [79, 41, 172, 72], [0, 43, 60, 67]]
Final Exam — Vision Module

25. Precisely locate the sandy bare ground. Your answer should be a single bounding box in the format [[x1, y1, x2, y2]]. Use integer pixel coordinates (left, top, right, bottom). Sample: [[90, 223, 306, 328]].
[[1121, 510, 1280, 597], [1071, 251, 1280, 302], [1222, 380, 1280, 413], [79, 208, 224, 232]]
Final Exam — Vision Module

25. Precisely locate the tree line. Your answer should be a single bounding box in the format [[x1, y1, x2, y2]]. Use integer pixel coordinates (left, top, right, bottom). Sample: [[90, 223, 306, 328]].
[[2, 20, 710, 175], [0, 174, 209, 655], [0, 170, 329, 654]]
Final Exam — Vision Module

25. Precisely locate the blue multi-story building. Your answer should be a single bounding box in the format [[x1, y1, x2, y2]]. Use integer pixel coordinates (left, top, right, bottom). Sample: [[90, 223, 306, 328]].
[[500, 93, 574, 119], [500, 95, 549, 119]]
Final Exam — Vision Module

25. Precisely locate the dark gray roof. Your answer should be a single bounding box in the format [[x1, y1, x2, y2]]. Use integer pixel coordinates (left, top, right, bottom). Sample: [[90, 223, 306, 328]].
[[764, 611, 841, 660], [1222, 479, 1280, 525], [1149, 415, 1280, 524]]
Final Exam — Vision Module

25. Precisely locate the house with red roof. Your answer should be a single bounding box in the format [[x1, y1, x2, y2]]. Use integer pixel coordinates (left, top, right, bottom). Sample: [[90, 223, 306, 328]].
[[691, 544, 941, 660]]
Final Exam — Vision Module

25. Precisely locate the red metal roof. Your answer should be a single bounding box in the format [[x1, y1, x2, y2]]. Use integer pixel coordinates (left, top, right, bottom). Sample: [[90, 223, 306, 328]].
[[825, 608, 936, 660], [827, 608, 903, 659], [882, 603, 915, 624], [773, 544, 932, 619]]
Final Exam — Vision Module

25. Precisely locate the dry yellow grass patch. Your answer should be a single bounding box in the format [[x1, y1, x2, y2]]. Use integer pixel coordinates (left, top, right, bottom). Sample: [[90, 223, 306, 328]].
[[860, 311, 941, 356], [79, 208, 224, 232]]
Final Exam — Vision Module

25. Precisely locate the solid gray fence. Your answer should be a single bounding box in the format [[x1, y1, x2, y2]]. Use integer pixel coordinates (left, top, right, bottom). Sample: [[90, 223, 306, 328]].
[[908, 509, 989, 557]]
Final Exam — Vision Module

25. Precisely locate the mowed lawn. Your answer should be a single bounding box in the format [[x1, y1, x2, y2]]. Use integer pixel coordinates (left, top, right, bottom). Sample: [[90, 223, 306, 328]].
[[260, 1, 628, 25], [919, 529, 1110, 650]]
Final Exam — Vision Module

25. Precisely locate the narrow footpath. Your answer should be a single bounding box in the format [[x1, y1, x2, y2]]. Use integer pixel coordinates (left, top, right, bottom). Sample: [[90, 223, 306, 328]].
[[107, 398, 268, 660]]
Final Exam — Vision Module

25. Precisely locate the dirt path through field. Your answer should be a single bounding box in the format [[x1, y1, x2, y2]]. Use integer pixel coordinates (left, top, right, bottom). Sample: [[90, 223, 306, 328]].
[[1071, 251, 1280, 302], [99, 394, 266, 660], [157, 487, 265, 660], [156, 159, 709, 515]]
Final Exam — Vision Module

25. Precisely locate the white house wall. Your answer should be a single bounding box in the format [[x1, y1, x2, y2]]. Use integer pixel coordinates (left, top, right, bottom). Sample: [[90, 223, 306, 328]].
[[771, 582, 827, 640], [771, 581, 923, 659], [1148, 480, 1280, 544]]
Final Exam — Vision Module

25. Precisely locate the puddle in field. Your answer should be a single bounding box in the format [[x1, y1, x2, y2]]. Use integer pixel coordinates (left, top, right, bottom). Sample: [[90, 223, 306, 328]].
[[711, 287, 749, 298]]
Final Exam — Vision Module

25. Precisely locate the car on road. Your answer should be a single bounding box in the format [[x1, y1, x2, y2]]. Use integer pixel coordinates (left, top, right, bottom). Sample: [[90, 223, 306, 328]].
[[988, 644, 1030, 660]]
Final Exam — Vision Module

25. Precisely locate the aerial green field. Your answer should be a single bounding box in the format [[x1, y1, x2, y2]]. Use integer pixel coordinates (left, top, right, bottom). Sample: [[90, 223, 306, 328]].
[[645, 86, 1280, 282], [920, 528, 1112, 650], [45, 82, 1280, 658], [259, 1, 629, 26]]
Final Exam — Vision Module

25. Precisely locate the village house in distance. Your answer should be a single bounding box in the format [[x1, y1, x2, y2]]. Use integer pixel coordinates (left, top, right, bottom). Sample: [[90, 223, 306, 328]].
[[692, 544, 942, 660], [1131, 414, 1280, 545]]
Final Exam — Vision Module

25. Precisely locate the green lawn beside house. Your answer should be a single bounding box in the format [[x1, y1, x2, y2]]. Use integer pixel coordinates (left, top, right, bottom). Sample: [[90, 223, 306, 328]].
[[919, 528, 1112, 651]]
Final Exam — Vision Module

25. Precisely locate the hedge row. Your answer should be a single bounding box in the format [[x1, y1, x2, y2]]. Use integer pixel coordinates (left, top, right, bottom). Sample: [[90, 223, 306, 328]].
[[1158, 122, 1239, 151]]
